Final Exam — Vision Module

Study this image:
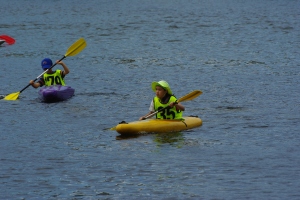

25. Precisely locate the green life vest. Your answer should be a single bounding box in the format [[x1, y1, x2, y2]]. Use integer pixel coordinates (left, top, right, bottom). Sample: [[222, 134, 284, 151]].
[[43, 70, 66, 86], [153, 95, 183, 119]]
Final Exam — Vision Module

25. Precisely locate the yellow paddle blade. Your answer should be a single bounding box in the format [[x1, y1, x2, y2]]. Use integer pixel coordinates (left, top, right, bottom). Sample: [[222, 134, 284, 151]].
[[65, 38, 87, 57], [4, 91, 20, 100], [177, 90, 202, 103]]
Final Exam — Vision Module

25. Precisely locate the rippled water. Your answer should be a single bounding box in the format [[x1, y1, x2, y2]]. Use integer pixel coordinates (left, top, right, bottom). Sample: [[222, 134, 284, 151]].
[[1, 0, 300, 199]]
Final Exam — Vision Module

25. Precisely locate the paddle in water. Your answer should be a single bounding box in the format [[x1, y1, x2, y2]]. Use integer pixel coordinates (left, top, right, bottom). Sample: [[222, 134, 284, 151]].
[[3, 38, 87, 101], [0, 35, 16, 45]]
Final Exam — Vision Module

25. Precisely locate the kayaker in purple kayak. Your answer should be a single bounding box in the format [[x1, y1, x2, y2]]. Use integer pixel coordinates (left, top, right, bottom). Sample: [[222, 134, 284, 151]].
[[29, 58, 70, 88], [139, 80, 185, 120]]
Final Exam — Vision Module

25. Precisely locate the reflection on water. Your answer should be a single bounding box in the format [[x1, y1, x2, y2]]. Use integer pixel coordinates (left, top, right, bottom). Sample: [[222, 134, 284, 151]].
[[115, 134, 141, 140], [154, 132, 185, 148], [116, 132, 185, 149]]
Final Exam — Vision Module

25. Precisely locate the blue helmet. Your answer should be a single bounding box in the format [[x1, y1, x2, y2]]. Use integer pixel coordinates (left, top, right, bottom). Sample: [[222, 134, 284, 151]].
[[41, 58, 53, 70]]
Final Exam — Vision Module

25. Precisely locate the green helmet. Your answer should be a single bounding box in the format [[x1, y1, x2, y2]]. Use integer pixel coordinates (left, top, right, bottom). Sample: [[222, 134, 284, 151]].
[[151, 80, 172, 95]]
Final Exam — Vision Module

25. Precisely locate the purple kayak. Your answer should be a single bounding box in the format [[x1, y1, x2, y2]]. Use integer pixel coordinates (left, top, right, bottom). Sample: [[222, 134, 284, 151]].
[[38, 85, 75, 102]]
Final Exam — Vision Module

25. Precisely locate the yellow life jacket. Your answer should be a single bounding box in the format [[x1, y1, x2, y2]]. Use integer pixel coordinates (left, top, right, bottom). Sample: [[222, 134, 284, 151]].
[[43, 70, 66, 86], [153, 95, 183, 119]]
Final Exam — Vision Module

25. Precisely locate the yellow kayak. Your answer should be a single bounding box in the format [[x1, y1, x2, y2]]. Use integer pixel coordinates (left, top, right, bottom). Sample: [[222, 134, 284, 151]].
[[115, 116, 202, 135]]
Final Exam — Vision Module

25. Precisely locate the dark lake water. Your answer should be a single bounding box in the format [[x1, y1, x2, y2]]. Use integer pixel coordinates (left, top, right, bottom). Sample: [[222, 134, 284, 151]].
[[1, 0, 299, 199]]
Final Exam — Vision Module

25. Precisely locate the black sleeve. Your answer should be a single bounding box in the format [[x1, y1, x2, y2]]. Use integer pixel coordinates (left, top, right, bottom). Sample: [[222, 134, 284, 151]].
[[37, 78, 44, 87]]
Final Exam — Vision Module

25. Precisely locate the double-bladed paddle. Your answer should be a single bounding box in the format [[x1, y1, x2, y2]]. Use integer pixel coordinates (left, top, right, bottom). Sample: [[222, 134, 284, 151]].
[[0, 35, 15, 45], [142, 90, 202, 120], [4, 38, 86, 100]]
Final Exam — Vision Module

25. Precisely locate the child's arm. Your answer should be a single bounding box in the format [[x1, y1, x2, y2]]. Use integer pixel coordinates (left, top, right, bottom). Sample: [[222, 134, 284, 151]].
[[29, 80, 41, 88], [170, 102, 185, 111], [57, 61, 70, 76]]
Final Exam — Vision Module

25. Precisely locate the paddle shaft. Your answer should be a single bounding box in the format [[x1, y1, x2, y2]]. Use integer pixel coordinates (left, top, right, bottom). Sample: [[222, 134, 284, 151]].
[[143, 105, 172, 119], [143, 102, 181, 120], [20, 56, 66, 93]]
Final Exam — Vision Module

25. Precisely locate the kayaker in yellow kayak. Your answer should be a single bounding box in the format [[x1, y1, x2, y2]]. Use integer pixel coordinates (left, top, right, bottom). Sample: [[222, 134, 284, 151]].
[[29, 58, 70, 88], [139, 80, 185, 120]]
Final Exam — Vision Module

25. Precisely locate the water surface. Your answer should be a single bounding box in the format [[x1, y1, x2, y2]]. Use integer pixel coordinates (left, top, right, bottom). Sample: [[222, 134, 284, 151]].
[[1, 0, 299, 199]]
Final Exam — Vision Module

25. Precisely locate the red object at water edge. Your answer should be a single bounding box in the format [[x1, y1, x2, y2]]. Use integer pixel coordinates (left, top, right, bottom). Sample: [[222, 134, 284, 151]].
[[0, 35, 16, 45]]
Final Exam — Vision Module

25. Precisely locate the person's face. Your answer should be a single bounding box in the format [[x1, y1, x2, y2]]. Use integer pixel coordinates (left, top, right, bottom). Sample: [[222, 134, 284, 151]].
[[155, 86, 167, 99]]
